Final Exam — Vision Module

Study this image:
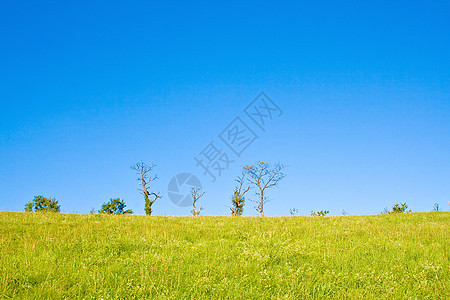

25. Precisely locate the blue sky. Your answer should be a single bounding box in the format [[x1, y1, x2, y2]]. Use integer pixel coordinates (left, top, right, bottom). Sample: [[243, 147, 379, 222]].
[[1, 0, 449, 216]]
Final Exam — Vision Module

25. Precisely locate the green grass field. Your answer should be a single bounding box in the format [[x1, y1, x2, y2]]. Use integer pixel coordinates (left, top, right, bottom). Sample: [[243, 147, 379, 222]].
[[1, 211, 448, 299]]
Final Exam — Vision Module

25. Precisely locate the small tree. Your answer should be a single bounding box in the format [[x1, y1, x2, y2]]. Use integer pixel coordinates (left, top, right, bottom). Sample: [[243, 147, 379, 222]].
[[244, 161, 285, 217], [24, 195, 60, 212], [191, 187, 204, 216], [433, 203, 439, 212], [131, 162, 161, 215], [230, 172, 250, 216], [99, 198, 132, 215], [289, 208, 299, 216]]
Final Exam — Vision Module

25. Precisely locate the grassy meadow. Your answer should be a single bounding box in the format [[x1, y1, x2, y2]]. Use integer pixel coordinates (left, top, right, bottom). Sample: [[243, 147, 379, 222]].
[[0, 211, 448, 299]]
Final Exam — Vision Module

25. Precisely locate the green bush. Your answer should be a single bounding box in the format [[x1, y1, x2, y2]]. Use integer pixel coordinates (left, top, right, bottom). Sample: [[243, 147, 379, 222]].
[[24, 195, 60, 212], [311, 210, 329, 217], [99, 198, 132, 215], [382, 203, 411, 214]]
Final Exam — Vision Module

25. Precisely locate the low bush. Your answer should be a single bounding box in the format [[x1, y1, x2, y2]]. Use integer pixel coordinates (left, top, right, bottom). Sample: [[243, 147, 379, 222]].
[[382, 203, 411, 214], [99, 198, 132, 215], [311, 210, 329, 217], [24, 195, 60, 212], [98, 198, 133, 215]]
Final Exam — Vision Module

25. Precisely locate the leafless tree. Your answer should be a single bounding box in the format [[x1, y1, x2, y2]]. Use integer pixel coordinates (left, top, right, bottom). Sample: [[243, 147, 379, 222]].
[[230, 172, 250, 216], [191, 187, 204, 216], [244, 161, 285, 217], [131, 162, 161, 215]]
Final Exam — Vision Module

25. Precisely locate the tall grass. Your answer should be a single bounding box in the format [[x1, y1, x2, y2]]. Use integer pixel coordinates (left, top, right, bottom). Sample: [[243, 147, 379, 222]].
[[0, 212, 448, 299]]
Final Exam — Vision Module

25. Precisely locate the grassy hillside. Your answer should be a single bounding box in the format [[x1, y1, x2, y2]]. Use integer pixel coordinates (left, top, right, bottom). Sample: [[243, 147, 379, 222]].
[[1, 212, 448, 299]]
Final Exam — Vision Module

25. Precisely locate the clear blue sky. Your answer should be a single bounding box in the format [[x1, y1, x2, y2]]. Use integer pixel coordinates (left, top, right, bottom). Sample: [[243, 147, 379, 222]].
[[1, 0, 449, 216]]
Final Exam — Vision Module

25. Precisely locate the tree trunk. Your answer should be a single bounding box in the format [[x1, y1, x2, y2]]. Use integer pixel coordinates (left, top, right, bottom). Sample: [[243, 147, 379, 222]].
[[144, 191, 152, 215], [260, 190, 264, 217]]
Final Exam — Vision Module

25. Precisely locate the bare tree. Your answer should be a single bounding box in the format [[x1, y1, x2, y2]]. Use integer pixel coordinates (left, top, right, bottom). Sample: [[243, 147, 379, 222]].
[[244, 161, 285, 217], [131, 162, 161, 215], [230, 172, 250, 216], [191, 187, 204, 216]]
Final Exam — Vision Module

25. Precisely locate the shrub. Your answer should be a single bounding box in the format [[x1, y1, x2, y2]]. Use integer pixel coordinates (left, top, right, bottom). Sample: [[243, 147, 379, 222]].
[[24, 195, 60, 212], [24, 202, 33, 212], [311, 210, 329, 217], [99, 198, 132, 215], [382, 203, 411, 214]]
